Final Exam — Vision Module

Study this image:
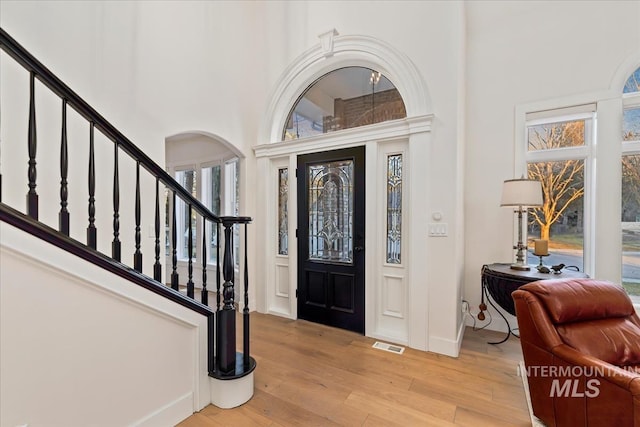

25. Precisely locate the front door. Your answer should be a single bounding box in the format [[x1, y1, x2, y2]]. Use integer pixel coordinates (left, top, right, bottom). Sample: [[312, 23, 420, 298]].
[[297, 146, 365, 334]]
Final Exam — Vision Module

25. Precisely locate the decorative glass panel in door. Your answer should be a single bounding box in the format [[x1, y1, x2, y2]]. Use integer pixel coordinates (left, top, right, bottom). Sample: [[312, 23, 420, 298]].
[[307, 160, 354, 263]]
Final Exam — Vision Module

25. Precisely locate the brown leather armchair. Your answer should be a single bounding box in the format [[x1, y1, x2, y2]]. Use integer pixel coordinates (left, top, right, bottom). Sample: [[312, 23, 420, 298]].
[[513, 278, 640, 427]]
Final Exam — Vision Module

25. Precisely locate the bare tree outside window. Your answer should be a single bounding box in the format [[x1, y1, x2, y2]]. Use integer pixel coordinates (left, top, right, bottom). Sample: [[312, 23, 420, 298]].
[[527, 121, 585, 241]]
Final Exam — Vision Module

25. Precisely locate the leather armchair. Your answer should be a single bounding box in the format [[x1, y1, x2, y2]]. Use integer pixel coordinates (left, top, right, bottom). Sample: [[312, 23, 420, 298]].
[[513, 278, 640, 427]]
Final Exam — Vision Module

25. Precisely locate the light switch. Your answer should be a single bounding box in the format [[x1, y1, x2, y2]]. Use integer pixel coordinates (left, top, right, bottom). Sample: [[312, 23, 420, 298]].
[[428, 223, 448, 237]]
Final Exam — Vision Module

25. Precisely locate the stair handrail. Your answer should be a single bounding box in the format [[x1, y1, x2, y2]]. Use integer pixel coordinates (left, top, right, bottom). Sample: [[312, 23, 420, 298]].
[[0, 27, 256, 380], [0, 27, 229, 225]]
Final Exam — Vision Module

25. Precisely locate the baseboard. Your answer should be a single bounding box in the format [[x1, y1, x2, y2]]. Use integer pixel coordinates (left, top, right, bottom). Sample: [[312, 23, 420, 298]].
[[132, 392, 194, 427], [518, 361, 546, 427], [428, 326, 464, 358]]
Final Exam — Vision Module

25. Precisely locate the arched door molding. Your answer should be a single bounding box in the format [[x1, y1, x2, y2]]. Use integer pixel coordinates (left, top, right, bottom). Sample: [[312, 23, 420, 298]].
[[260, 33, 433, 143], [254, 32, 438, 354]]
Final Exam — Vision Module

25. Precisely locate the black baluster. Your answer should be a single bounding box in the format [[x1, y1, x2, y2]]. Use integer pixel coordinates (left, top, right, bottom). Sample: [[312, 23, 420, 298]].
[[187, 204, 194, 298], [112, 142, 121, 261], [216, 221, 221, 312], [215, 220, 221, 371], [133, 161, 142, 272], [217, 219, 236, 374], [87, 122, 97, 249], [59, 99, 69, 235], [27, 72, 38, 219], [243, 222, 250, 369], [202, 217, 208, 305], [171, 191, 179, 290], [153, 177, 162, 281]]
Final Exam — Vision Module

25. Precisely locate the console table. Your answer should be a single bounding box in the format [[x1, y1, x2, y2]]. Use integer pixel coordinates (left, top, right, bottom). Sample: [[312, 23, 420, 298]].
[[480, 263, 588, 344]]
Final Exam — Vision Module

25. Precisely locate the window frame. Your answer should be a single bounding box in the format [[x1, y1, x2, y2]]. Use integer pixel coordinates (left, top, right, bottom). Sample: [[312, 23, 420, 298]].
[[518, 108, 597, 276], [621, 74, 640, 302], [168, 155, 240, 268]]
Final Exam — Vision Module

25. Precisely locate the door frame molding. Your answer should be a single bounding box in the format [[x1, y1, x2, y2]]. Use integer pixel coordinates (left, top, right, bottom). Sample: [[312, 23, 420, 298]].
[[254, 115, 432, 349], [254, 32, 436, 352]]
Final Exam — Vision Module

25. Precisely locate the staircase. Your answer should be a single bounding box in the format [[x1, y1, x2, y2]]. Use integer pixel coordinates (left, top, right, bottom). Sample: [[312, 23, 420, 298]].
[[0, 28, 255, 426]]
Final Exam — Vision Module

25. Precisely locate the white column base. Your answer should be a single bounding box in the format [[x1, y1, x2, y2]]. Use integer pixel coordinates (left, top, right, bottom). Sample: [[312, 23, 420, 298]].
[[209, 372, 254, 409]]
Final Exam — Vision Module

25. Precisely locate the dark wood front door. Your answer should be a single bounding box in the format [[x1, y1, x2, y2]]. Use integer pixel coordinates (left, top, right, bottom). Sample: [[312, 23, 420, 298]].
[[297, 146, 365, 334]]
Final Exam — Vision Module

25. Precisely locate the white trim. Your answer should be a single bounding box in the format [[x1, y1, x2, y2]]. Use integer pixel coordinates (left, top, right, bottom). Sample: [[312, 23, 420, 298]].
[[166, 130, 246, 159], [255, 115, 432, 158], [610, 53, 640, 95], [428, 325, 464, 358], [255, 32, 434, 353], [516, 98, 597, 277], [259, 34, 431, 144], [132, 392, 194, 427], [1, 222, 211, 420]]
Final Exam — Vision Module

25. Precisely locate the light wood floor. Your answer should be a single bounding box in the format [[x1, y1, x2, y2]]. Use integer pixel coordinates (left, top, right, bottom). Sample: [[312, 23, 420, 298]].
[[178, 313, 530, 427]]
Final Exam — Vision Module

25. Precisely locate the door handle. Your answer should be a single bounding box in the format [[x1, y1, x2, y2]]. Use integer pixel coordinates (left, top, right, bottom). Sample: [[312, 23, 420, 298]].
[[354, 246, 364, 252]]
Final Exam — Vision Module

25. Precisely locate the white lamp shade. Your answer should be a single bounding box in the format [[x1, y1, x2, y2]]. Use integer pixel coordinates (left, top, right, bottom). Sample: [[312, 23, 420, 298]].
[[500, 178, 543, 207]]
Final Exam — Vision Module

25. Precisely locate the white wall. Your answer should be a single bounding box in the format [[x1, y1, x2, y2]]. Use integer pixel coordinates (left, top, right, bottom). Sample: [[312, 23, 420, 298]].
[[0, 222, 211, 426], [1, 0, 467, 353], [9, 1, 632, 352], [464, 1, 640, 331]]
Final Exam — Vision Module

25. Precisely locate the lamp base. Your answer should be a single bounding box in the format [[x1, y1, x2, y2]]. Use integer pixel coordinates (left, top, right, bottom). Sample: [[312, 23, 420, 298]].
[[510, 263, 531, 271]]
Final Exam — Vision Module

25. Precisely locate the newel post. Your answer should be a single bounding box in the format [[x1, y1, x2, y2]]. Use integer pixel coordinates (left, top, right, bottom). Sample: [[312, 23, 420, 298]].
[[217, 217, 236, 374]]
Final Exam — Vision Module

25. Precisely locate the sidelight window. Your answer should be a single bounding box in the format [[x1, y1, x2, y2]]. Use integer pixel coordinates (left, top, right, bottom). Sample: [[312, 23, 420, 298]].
[[386, 154, 403, 264]]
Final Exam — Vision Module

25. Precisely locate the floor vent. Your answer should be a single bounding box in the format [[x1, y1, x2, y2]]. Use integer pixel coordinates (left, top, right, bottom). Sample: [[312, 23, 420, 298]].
[[372, 341, 405, 354]]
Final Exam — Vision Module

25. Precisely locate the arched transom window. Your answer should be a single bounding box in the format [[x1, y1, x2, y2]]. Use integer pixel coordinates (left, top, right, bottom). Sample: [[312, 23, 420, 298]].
[[282, 66, 406, 141]]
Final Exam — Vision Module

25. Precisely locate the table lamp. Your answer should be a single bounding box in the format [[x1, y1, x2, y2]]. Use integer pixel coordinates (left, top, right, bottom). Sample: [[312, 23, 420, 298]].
[[501, 178, 543, 270]]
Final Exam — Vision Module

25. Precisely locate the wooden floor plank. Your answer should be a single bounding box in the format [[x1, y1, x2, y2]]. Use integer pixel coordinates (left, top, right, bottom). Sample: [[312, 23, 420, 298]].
[[178, 313, 530, 426]]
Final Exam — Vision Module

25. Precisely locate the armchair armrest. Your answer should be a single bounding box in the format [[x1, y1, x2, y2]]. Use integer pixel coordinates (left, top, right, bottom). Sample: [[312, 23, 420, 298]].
[[552, 343, 640, 394]]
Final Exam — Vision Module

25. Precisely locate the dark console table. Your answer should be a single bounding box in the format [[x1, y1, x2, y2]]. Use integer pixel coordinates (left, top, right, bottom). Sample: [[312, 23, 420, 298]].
[[480, 263, 588, 344]]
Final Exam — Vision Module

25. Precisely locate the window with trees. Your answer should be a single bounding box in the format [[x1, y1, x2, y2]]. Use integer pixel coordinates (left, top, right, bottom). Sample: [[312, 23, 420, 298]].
[[525, 105, 595, 273], [173, 158, 239, 266], [621, 66, 640, 299]]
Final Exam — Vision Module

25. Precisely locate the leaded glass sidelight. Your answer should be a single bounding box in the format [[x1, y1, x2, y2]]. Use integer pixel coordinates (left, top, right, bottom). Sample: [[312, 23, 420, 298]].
[[387, 154, 402, 264], [278, 168, 289, 255], [308, 160, 354, 263]]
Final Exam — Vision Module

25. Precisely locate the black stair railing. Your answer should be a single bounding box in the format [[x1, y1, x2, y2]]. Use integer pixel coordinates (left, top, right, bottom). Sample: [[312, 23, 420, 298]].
[[0, 27, 255, 381]]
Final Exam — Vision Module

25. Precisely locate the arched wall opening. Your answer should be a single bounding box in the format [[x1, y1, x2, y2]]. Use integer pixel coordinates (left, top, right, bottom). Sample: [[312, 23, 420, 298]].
[[164, 131, 245, 299]]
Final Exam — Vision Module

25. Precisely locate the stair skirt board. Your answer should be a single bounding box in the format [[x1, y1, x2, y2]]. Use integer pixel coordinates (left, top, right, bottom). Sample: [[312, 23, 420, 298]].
[[210, 372, 255, 409], [132, 392, 194, 427]]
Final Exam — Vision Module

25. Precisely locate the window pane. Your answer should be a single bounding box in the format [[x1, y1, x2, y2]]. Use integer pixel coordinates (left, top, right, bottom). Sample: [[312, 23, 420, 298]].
[[208, 165, 221, 215], [528, 120, 585, 151], [206, 165, 221, 264], [278, 168, 289, 255], [386, 154, 402, 264], [623, 66, 640, 94], [527, 160, 584, 272], [623, 107, 640, 142], [176, 170, 197, 260], [283, 67, 406, 141], [621, 155, 640, 300]]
